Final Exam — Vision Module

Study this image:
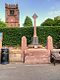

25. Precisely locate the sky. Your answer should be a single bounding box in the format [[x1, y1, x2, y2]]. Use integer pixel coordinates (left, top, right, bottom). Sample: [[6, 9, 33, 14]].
[[0, 0, 60, 27]]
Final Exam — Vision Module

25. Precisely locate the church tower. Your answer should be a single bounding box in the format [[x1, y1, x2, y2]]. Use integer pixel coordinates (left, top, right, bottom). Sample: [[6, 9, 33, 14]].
[[5, 4, 20, 27]]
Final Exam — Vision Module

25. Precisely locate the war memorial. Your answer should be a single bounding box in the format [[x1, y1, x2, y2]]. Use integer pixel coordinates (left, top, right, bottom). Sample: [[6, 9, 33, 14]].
[[0, 3, 60, 64]]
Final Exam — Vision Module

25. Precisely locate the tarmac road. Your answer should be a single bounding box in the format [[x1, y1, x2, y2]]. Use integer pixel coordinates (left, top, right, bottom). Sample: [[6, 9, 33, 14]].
[[0, 63, 60, 80]]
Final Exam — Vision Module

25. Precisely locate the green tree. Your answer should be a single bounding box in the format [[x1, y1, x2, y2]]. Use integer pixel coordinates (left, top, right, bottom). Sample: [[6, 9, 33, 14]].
[[54, 16, 60, 20], [0, 20, 7, 28], [23, 16, 33, 27], [53, 16, 60, 26], [41, 18, 54, 26]]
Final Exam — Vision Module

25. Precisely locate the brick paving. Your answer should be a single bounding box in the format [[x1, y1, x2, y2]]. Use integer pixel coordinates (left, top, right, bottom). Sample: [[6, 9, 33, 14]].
[[0, 63, 60, 80]]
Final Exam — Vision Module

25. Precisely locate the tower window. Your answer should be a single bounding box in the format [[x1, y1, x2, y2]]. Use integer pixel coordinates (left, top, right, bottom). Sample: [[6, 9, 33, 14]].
[[10, 10, 14, 16]]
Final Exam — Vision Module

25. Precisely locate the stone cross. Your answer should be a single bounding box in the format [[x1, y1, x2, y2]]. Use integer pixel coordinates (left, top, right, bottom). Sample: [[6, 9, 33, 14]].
[[32, 13, 38, 37]]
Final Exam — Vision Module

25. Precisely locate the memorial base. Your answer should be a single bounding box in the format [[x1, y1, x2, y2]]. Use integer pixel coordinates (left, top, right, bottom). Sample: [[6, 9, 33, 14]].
[[32, 36, 39, 48]]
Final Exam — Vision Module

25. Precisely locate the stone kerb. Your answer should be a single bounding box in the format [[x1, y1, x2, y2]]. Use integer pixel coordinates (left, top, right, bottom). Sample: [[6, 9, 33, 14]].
[[47, 36, 53, 50], [21, 36, 27, 62]]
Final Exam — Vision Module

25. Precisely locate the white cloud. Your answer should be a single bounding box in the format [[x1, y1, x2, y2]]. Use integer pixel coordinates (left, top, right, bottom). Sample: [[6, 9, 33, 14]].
[[48, 10, 60, 16]]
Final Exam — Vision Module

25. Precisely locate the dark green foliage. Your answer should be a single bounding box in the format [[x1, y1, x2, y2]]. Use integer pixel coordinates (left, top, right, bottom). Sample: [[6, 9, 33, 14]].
[[54, 16, 60, 20], [54, 16, 60, 26], [1, 27, 33, 47], [0, 21, 7, 28], [41, 18, 54, 26], [23, 16, 33, 27], [41, 16, 60, 26], [0, 27, 60, 48]]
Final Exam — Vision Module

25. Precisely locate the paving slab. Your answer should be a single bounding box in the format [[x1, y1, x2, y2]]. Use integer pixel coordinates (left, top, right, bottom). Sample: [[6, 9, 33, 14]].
[[0, 63, 60, 80]]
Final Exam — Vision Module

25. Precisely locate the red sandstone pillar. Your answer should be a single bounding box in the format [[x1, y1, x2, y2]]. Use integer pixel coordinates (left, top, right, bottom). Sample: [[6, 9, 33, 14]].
[[21, 36, 27, 62], [21, 36, 27, 51], [47, 36, 53, 50]]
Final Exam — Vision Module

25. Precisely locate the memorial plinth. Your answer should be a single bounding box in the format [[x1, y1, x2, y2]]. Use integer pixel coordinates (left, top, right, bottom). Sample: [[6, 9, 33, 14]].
[[32, 13, 39, 48]]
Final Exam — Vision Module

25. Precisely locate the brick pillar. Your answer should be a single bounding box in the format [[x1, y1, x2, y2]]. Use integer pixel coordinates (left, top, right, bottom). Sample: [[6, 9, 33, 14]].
[[47, 36, 53, 50], [21, 36, 27, 62]]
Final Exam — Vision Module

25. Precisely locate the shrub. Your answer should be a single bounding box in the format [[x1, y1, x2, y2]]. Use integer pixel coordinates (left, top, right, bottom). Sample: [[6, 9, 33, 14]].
[[0, 27, 60, 48]]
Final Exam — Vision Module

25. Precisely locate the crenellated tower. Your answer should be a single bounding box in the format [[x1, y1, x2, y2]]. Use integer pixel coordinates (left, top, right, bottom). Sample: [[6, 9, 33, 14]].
[[5, 3, 20, 27]]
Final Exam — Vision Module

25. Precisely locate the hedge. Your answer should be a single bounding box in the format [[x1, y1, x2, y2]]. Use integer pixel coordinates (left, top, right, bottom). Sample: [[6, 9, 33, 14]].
[[0, 26, 60, 48]]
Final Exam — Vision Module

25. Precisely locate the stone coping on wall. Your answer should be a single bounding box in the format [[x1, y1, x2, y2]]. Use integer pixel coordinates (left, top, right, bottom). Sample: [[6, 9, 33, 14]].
[[51, 49, 60, 53], [0, 48, 60, 53], [27, 48, 49, 51], [53, 49, 60, 51]]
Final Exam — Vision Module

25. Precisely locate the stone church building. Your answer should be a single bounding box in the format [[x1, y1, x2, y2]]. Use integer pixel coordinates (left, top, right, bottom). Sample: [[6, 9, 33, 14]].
[[5, 4, 20, 27]]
